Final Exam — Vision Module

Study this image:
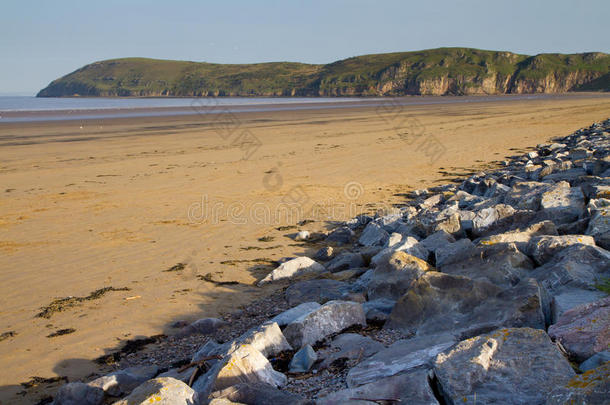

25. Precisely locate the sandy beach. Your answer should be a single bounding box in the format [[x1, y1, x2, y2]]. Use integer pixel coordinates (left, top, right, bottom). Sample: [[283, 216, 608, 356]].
[[1, 93, 610, 403]]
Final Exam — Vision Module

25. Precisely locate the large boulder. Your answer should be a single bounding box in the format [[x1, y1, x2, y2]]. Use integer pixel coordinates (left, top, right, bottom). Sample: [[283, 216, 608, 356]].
[[504, 181, 554, 210], [548, 297, 610, 362], [114, 377, 198, 405], [88, 365, 158, 397], [471, 204, 516, 237], [283, 300, 366, 348], [530, 244, 610, 317], [209, 383, 313, 405], [325, 252, 365, 273], [539, 181, 585, 224], [386, 273, 546, 338], [586, 201, 610, 249], [358, 222, 389, 246], [318, 333, 385, 370], [258, 257, 325, 285], [526, 234, 596, 265], [270, 302, 320, 327], [434, 238, 476, 268], [440, 242, 532, 288], [476, 220, 558, 251], [366, 251, 433, 301], [433, 328, 576, 405], [346, 333, 455, 387], [52, 383, 104, 405], [318, 369, 439, 405], [546, 363, 610, 405], [192, 343, 287, 398]]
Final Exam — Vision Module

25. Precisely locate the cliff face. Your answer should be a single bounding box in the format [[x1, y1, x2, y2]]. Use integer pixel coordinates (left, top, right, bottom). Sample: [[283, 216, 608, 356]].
[[37, 48, 610, 97]]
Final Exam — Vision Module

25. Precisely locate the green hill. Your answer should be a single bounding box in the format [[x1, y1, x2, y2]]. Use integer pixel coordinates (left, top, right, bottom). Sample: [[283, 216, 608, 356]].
[[37, 48, 610, 97]]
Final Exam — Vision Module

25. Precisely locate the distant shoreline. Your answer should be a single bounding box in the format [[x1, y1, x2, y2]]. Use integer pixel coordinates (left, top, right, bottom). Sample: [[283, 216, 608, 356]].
[[2, 93, 609, 124]]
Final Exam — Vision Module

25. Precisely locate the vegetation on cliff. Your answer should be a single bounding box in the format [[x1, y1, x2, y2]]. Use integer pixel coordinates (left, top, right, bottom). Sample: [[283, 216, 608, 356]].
[[37, 48, 610, 97]]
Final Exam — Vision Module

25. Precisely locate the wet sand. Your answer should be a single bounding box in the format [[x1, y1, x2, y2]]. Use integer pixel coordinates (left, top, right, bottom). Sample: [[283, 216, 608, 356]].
[[1, 94, 610, 403]]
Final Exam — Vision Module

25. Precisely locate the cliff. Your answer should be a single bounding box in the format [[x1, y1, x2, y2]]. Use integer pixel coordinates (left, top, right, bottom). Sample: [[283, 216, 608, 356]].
[[37, 48, 610, 97]]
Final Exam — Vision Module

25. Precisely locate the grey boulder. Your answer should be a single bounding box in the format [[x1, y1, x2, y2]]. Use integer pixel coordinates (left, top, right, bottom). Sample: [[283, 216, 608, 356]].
[[114, 377, 198, 405], [283, 300, 366, 348], [346, 333, 455, 387], [318, 368, 439, 405], [52, 383, 104, 405], [433, 328, 575, 405]]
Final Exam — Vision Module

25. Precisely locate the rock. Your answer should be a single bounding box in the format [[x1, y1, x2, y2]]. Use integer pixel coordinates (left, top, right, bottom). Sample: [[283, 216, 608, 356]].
[[362, 298, 396, 322], [539, 181, 585, 224], [313, 246, 334, 261], [318, 369, 439, 405], [419, 193, 443, 209], [288, 344, 317, 373], [366, 251, 433, 301], [191, 339, 223, 363], [88, 365, 158, 397], [440, 242, 532, 288], [504, 181, 554, 211], [234, 322, 292, 358], [258, 257, 325, 285], [370, 236, 428, 265], [193, 322, 292, 365], [373, 213, 405, 233], [283, 300, 366, 348], [433, 328, 575, 405], [386, 273, 546, 338], [270, 302, 321, 327], [325, 226, 355, 245], [210, 383, 313, 405], [347, 334, 455, 387], [114, 377, 198, 405], [419, 230, 455, 255], [294, 230, 310, 241], [551, 290, 607, 324], [580, 351, 610, 372], [325, 252, 365, 272], [475, 219, 558, 252], [192, 343, 287, 398], [546, 363, 610, 405], [586, 203, 610, 249], [319, 333, 384, 370], [358, 222, 389, 246], [385, 232, 403, 248], [548, 297, 610, 362], [471, 204, 516, 237], [178, 317, 228, 337], [323, 267, 367, 281], [52, 382, 104, 405], [434, 238, 476, 268], [528, 151, 539, 159], [530, 244, 610, 300], [285, 279, 361, 306], [526, 234, 596, 265], [557, 217, 590, 235]]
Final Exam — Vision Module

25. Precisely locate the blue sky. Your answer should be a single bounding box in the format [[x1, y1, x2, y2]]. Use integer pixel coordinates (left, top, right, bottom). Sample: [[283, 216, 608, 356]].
[[1, 0, 609, 95]]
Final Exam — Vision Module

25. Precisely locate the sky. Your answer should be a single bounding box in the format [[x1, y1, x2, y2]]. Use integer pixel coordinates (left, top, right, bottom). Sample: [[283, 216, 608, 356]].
[[1, 0, 609, 95]]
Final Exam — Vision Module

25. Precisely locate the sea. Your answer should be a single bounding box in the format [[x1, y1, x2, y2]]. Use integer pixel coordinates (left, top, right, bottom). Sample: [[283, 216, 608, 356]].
[[0, 94, 593, 123]]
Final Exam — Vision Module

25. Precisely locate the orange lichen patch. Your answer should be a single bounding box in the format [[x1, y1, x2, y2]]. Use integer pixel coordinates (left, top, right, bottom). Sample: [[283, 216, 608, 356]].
[[565, 365, 609, 390]]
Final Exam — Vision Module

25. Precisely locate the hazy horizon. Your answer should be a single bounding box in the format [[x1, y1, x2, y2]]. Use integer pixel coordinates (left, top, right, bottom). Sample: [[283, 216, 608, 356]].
[[2, 0, 610, 95]]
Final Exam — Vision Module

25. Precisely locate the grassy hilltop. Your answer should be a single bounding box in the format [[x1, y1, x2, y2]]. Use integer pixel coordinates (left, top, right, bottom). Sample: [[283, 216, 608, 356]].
[[37, 48, 610, 97]]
